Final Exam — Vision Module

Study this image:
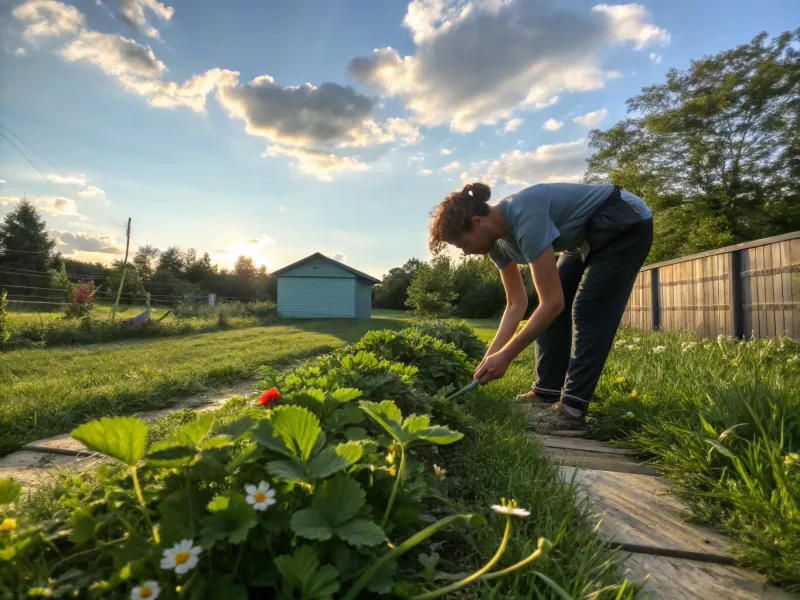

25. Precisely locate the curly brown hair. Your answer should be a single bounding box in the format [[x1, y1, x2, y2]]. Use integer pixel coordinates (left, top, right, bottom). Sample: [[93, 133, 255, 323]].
[[428, 182, 492, 253]]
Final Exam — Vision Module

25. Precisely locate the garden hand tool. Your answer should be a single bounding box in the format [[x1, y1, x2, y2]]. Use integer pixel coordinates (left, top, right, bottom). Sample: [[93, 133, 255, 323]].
[[444, 379, 480, 401]]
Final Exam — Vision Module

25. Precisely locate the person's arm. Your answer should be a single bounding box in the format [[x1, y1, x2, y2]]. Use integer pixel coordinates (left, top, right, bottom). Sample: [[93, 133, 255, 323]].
[[484, 263, 528, 357], [474, 247, 564, 384], [497, 246, 564, 360]]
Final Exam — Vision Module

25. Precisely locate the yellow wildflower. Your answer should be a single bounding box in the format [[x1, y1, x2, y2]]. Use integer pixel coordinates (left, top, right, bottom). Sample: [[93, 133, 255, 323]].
[[630, 390, 638, 398], [0, 518, 16, 532], [615, 377, 625, 384]]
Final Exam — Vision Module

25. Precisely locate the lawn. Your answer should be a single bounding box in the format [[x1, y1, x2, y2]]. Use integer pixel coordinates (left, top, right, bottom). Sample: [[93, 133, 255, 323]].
[[0, 315, 407, 455], [593, 328, 800, 589], [6, 302, 170, 324]]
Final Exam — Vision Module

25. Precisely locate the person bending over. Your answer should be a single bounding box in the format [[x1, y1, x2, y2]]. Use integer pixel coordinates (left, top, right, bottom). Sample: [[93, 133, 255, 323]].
[[427, 181, 653, 437]]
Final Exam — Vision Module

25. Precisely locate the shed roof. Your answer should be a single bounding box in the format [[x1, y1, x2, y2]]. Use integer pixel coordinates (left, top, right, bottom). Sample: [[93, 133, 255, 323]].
[[271, 252, 380, 284]]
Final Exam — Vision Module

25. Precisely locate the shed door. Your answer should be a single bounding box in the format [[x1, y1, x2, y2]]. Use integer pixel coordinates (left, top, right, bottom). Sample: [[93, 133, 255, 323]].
[[278, 277, 355, 318]]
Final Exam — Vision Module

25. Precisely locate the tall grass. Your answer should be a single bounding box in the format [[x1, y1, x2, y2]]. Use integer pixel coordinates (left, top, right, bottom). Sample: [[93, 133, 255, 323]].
[[2, 301, 277, 349], [0, 316, 406, 455], [592, 329, 800, 589]]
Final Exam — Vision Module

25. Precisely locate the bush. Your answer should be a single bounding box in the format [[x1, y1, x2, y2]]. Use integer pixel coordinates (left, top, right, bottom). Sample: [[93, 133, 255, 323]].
[[0, 291, 9, 347], [0, 328, 556, 599], [353, 329, 473, 396], [409, 319, 487, 362], [405, 256, 457, 317]]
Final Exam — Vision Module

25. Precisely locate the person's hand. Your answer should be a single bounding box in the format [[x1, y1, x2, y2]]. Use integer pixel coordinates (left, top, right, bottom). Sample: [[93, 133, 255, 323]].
[[473, 350, 511, 385]]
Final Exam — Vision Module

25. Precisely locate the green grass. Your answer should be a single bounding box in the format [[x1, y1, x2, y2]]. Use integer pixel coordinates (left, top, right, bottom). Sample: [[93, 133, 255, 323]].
[[0, 315, 407, 455], [6, 302, 169, 324], [441, 349, 635, 598], [591, 329, 800, 589]]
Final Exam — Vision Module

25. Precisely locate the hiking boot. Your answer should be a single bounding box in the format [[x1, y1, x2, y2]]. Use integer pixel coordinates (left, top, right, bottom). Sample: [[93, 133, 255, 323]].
[[515, 391, 559, 412], [527, 403, 588, 438]]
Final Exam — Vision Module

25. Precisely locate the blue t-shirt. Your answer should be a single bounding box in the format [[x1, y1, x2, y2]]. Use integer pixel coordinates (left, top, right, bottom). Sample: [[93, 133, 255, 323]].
[[488, 183, 651, 269]]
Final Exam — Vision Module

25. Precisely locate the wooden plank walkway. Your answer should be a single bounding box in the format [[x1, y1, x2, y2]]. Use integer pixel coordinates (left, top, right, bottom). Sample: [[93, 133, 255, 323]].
[[537, 434, 797, 599]]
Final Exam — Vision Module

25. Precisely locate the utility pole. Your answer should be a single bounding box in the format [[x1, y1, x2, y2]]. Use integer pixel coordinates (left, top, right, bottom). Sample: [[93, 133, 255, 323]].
[[111, 218, 131, 320]]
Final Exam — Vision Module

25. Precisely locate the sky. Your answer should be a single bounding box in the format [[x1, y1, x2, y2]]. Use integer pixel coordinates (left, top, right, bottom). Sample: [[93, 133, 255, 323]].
[[0, 0, 797, 278]]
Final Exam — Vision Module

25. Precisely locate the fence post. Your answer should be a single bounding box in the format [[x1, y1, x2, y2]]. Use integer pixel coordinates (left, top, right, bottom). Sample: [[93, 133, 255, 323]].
[[729, 250, 744, 339], [650, 267, 660, 331]]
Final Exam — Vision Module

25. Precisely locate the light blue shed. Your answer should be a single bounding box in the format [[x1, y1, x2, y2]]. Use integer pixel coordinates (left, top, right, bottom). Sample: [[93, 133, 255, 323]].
[[272, 252, 379, 319]]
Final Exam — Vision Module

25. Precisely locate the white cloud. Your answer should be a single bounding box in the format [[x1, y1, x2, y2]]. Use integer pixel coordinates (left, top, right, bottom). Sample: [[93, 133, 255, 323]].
[[348, 1, 669, 132], [503, 118, 524, 133], [418, 168, 434, 175], [12, 0, 85, 40], [55, 231, 122, 254], [0, 195, 79, 216], [47, 174, 106, 198], [263, 146, 370, 181], [61, 31, 239, 113], [216, 75, 419, 153], [592, 4, 670, 49], [460, 138, 588, 187], [440, 148, 452, 155], [0, 180, 6, 184], [117, 0, 174, 39], [442, 160, 461, 172], [14, 48, 27, 56], [543, 118, 564, 131], [279, 206, 288, 213], [339, 117, 422, 147], [326, 252, 346, 263], [649, 51, 662, 64], [572, 108, 608, 127]]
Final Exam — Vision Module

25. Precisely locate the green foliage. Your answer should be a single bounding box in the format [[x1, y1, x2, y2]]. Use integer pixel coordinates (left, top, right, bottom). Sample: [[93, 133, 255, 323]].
[[586, 30, 800, 262], [0, 291, 9, 347], [0, 324, 567, 599], [71, 416, 148, 466], [373, 258, 422, 310], [593, 330, 800, 588], [0, 480, 21, 505], [408, 319, 487, 361], [453, 256, 506, 319], [405, 255, 458, 317], [353, 329, 473, 395]]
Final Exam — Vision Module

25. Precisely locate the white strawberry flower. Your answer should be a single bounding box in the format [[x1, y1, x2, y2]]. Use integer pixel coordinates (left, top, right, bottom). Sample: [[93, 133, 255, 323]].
[[245, 481, 277, 511], [652, 346, 666, 354], [160, 540, 202, 574], [131, 581, 161, 600], [490, 498, 530, 518]]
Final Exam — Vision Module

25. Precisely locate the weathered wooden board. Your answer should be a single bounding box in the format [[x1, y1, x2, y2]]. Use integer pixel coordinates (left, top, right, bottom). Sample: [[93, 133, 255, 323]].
[[542, 447, 657, 475], [558, 466, 732, 558], [539, 435, 637, 456], [620, 553, 797, 600]]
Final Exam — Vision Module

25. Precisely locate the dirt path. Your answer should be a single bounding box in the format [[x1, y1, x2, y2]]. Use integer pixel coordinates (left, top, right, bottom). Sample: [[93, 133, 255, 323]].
[[0, 380, 257, 491]]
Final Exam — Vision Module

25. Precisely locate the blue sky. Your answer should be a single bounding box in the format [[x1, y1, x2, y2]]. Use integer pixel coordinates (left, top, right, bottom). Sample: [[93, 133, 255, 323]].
[[0, 0, 796, 278]]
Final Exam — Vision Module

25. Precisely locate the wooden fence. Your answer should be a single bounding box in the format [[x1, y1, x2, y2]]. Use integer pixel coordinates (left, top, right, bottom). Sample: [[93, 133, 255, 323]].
[[622, 231, 800, 339]]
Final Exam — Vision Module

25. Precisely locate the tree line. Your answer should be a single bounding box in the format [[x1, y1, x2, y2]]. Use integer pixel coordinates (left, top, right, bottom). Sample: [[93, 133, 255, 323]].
[[375, 30, 800, 318], [0, 200, 275, 308]]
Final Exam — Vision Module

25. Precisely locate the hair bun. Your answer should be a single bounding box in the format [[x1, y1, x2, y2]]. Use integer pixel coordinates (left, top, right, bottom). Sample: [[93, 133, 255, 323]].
[[463, 182, 491, 203]]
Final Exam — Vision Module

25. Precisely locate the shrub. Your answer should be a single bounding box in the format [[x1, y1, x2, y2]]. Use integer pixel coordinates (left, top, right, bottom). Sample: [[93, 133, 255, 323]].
[[0, 328, 555, 598], [353, 329, 473, 396], [405, 256, 457, 317], [64, 281, 96, 323], [408, 319, 487, 362], [0, 291, 9, 347]]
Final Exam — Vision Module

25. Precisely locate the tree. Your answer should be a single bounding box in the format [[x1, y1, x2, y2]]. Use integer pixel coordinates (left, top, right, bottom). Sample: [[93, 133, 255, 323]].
[[405, 255, 458, 317], [133, 245, 159, 280], [586, 29, 800, 261], [453, 256, 506, 318], [156, 246, 185, 278], [373, 258, 424, 310], [0, 200, 57, 296], [234, 255, 256, 279], [185, 252, 216, 285]]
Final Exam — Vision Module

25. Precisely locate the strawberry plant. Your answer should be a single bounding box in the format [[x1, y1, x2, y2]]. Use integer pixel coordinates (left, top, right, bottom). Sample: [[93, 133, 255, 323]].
[[0, 327, 562, 598], [353, 330, 472, 396]]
